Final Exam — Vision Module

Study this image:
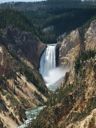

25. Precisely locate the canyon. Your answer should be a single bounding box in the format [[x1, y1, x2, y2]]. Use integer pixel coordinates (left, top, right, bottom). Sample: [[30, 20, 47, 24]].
[[27, 17, 96, 128], [0, 1, 96, 128], [0, 10, 49, 128]]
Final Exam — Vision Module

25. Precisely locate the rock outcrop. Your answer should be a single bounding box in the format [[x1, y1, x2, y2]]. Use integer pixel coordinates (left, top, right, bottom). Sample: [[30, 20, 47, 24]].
[[58, 19, 96, 66], [58, 29, 80, 65], [0, 26, 46, 68], [85, 20, 96, 50]]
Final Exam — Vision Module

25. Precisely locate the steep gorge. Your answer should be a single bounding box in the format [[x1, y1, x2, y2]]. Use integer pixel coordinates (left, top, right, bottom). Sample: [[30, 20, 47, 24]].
[[0, 2, 96, 128], [0, 10, 49, 128], [28, 18, 96, 128]]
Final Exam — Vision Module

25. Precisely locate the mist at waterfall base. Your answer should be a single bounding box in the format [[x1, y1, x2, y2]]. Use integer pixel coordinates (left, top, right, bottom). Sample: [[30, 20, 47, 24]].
[[40, 44, 69, 91], [44, 66, 69, 90]]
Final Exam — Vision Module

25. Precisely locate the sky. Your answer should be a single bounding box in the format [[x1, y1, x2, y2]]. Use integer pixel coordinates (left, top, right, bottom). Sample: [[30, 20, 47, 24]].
[[0, 0, 94, 4], [0, 0, 45, 3]]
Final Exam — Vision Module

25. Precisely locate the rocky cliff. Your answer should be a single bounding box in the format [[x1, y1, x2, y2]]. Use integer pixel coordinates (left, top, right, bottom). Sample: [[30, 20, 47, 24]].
[[58, 29, 80, 65], [29, 18, 96, 128], [0, 10, 48, 128], [1, 26, 46, 68], [0, 43, 48, 128], [59, 19, 96, 65], [0, 9, 46, 68]]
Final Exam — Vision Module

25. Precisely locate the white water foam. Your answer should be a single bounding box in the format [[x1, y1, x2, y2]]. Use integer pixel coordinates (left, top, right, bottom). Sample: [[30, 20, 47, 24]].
[[40, 44, 69, 90]]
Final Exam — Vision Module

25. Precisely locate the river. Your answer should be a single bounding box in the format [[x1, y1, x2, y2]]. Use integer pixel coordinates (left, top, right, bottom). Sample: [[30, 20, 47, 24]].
[[18, 106, 45, 128]]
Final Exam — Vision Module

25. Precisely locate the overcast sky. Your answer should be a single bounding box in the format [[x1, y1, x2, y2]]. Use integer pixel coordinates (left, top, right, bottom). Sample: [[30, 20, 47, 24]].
[[0, 0, 94, 4], [0, 0, 45, 3]]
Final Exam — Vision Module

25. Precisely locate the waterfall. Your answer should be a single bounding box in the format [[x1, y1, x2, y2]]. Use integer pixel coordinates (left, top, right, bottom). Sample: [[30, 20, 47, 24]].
[[40, 44, 69, 90], [40, 44, 56, 77]]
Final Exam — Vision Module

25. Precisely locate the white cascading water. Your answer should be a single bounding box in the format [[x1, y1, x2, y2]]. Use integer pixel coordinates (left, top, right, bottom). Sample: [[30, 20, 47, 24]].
[[40, 44, 69, 90], [40, 44, 56, 77]]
